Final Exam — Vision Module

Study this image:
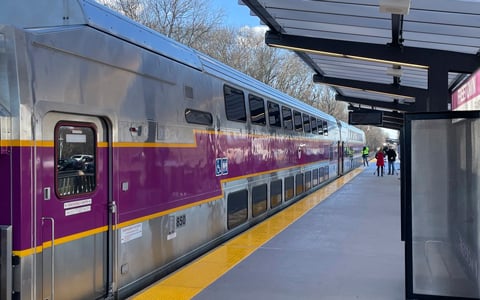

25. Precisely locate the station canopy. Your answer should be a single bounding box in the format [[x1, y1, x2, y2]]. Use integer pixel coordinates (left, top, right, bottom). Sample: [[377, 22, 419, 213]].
[[240, 0, 480, 130]]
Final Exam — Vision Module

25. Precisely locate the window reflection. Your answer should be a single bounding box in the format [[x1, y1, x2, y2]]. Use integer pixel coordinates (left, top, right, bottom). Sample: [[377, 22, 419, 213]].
[[56, 124, 96, 197]]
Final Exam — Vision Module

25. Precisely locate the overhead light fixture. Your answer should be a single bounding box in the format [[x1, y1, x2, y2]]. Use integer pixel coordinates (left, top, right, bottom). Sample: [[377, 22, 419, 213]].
[[386, 67, 403, 77], [267, 43, 429, 69], [379, 0, 411, 15]]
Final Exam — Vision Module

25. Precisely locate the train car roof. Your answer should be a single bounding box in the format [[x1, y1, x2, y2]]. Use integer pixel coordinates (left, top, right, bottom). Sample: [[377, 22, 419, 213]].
[[0, 0, 204, 70], [0, 0, 337, 123]]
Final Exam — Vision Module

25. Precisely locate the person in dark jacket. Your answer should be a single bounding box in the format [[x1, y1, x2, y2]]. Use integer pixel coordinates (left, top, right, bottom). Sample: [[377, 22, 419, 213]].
[[386, 146, 397, 175], [375, 148, 385, 176]]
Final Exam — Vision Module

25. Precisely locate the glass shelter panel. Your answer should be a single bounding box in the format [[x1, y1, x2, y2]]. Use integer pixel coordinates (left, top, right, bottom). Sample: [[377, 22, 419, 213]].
[[406, 113, 480, 299]]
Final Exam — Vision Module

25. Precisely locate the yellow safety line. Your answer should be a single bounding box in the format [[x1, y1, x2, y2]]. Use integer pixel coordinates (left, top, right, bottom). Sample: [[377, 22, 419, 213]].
[[130, 168, 363, 300]]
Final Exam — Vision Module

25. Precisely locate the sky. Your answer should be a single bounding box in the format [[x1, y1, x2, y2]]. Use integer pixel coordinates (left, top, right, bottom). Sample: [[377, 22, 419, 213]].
[[211, 0, 261, 28]]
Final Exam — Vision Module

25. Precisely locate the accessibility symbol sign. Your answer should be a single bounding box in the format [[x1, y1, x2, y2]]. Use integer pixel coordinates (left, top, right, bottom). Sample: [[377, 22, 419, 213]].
[[215, 158, 228, 176]]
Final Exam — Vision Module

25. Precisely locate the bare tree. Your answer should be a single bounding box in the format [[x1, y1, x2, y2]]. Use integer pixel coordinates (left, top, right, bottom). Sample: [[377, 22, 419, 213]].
[[360, 125, 388, 151], [98, 0, 224, 48], [195, 27, 237, 59], [273, 52, 313, 99], [201, 27, 282, 85], [98, 0, 145, 22]]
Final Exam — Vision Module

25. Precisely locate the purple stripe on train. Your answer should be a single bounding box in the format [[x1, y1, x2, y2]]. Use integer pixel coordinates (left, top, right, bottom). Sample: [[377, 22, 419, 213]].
[[115, 132, 334, 222]]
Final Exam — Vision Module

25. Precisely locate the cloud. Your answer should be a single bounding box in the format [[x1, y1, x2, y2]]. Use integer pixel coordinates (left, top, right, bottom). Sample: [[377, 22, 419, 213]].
[[239, 25, 268, 35]]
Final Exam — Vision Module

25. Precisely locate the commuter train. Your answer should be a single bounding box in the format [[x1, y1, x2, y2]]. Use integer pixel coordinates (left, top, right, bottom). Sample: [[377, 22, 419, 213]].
[[0, 1, 365, 299]]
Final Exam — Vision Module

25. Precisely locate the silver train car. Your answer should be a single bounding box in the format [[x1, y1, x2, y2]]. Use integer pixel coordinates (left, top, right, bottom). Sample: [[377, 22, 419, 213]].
[[0, 1, 365, 299]]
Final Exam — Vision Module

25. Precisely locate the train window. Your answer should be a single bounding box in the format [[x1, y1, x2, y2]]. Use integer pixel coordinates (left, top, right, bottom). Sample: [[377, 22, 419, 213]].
[[312, 169, 319, 186], [185, 109, 213, 125], [284, 176, 294, 201], [270, 179, 282, 208], [305, 171, 311, 191], [324, 166, 329, 180], [311, 117, 318, 134], [293, 111, 302, 132], [323, 120, 328, 136], [303, 114, 311, 133], [224, 85, 246, 123], [267, 101, 281, 128], [282, 106, 293, 130], [252, 184, 267, 217], [248, 94, 266, 125], [319, 167, 325, 182], [295, 173, 304, 195], [227, 189, 248, 229], [318, 119, 323, 135], [55, 123, 96, 198]]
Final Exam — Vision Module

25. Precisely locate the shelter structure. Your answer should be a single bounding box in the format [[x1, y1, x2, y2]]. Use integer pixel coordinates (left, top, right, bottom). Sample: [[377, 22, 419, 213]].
[[240, 0, 480, 130]]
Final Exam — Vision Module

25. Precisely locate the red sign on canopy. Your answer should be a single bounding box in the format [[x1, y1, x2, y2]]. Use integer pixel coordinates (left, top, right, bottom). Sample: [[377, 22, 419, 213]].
[[452, 68, 480, 111]]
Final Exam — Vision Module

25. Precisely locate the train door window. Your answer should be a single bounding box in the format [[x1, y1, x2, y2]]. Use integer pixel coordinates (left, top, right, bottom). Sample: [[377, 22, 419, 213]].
[[248, 94, 266, 125], [323, 121, 328, 136], [311, 117, 318, 134], [267, 101, 281, 128], [270, 179, 282, 208], [295, 173, 304, 195], [252, 184, 267, 217], [282, 106, 293, 130], [324, 166, 329, 180], [319, 167, 325, 182], [293, 111, 303, 132], [224, 85, 246, 122], [284, 176, 294, 201], [318, 119, 324, 135], [227, 189, 248, 229], [185, 109, 213, 125], [56, 123, 96, 197], [303, 114, 311, 133], [305, 171, 311, 191], [312, 169, 319, 186]]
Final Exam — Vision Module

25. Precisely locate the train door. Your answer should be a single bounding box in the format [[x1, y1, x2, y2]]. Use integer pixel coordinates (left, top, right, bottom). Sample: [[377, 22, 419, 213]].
[[40, 113, 112, 300], [337, 141, 344, 176]]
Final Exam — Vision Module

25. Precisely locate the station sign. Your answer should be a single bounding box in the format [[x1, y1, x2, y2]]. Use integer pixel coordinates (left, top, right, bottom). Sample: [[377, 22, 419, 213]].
[[452, 68, 480, 111]]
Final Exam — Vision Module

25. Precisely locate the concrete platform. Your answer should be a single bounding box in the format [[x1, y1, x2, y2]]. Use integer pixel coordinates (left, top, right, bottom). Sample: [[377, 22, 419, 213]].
[[194, 164, 404, 300]]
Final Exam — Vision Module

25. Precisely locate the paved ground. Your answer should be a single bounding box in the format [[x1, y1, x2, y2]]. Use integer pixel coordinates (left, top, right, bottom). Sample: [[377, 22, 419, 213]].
[[195, 164, 404, 300]]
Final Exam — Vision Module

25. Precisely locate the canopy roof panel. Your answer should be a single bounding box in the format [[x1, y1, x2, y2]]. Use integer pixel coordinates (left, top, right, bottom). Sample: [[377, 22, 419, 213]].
[[241, 0, 480, 129]]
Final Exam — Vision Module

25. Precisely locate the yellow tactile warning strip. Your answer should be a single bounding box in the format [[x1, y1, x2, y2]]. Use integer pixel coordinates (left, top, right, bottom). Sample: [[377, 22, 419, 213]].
[[130, 168, 363, 300]]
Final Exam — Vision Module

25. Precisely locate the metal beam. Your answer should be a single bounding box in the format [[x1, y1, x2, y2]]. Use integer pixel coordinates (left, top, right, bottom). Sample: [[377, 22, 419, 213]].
[[265, 31, 480, 73], [427, 64, 450, 111], [349, 105, 404, 120], [314, 74, 427, 100], [383, 115, 403, 123], [337, 94, 418, 112], [381, 121, 403, 130], [390, 14, 403, 47], [297, 52, 325, 76]]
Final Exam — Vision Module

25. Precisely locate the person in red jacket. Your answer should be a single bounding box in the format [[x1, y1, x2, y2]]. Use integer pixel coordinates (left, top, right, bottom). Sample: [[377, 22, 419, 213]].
[[375, 148, 385, 176]]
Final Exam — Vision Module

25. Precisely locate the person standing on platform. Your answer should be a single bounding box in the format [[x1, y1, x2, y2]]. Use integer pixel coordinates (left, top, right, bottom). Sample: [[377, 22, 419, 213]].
[[375, 148, 384, 176], [362, 146, 369, 166], [386, 146, 397, 175]]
